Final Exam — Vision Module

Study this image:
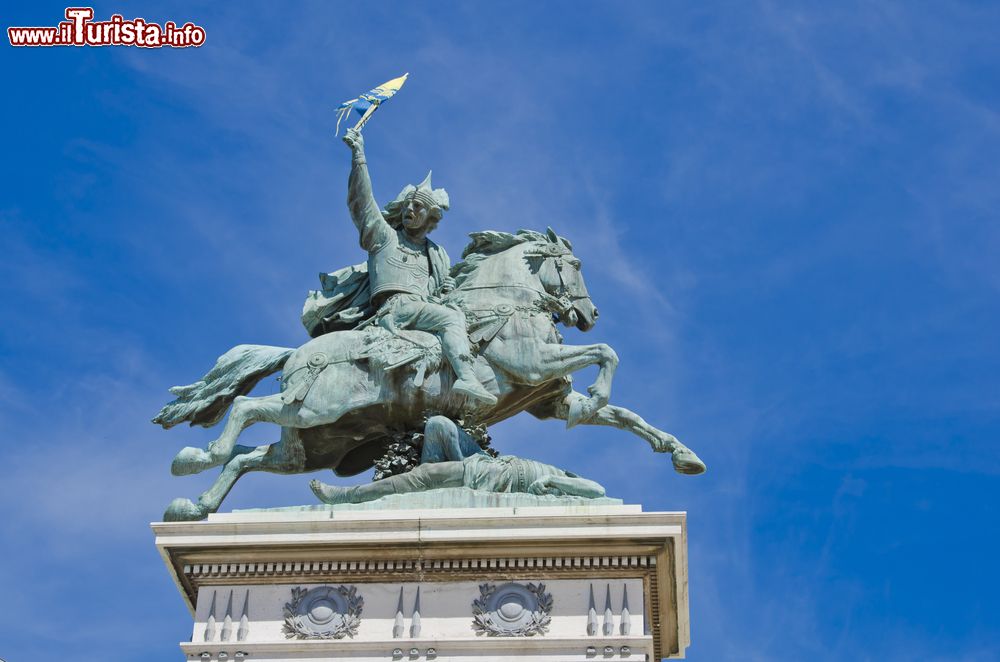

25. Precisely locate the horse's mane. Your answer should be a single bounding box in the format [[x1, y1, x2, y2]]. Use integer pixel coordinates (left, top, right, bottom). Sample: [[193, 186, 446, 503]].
[[452, 229, 572, 282]]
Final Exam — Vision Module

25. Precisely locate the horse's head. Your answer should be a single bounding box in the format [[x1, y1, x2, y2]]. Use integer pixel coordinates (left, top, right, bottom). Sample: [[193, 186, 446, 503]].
[[523, 228, 599, 332], [455, 228, 600, 331]]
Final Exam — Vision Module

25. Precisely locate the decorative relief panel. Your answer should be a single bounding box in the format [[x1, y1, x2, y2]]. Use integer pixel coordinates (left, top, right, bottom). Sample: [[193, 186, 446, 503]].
[[472, 582, 552, 637], [282, 585, 363, 639]]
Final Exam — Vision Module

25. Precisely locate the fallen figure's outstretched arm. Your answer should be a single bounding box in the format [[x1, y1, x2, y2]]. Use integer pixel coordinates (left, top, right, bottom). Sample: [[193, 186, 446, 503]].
[[528, 473, 606, 498]]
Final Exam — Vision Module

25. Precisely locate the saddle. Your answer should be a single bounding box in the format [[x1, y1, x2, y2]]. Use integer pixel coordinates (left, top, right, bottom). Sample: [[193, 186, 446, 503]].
[[283, 303, 535, 405], [280, 325, 444, 406], [359, 325, 444, 386]]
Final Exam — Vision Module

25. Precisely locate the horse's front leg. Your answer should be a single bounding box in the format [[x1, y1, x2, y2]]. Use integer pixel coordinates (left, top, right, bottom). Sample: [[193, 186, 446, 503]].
[[529, 391, 707, 475], [487, 340, 618, 426], [537, 342, 619, 427]]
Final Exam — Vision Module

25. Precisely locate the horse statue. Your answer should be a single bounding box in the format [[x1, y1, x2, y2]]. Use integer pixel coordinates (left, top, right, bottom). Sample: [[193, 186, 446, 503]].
[[154, 228, 706, 521]]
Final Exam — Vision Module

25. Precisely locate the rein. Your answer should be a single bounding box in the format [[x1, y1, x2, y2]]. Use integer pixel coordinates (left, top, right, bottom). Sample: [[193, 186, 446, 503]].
[[455, 284, 571, 319]]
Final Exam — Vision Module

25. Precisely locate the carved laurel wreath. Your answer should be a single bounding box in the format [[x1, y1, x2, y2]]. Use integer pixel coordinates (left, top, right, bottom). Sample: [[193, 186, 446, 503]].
[[282, 585, 363, 640], [472, 582, 553, 637]]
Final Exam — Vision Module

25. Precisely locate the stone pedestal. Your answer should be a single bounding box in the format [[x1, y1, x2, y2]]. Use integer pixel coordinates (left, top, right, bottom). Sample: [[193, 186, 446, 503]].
[[152, 503, 689, 661]]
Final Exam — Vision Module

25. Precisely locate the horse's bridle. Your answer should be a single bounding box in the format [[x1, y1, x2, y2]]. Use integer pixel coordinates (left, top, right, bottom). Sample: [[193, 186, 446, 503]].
[[457, 247, 590, 313]]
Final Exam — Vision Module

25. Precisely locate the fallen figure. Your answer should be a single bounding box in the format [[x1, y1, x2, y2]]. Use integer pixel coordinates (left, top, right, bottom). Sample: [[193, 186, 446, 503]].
[[310, 415, 606, 504]]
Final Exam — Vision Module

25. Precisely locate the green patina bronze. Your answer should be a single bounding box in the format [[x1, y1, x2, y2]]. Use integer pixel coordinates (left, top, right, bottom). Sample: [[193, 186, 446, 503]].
[[153, 127, 704, 521]]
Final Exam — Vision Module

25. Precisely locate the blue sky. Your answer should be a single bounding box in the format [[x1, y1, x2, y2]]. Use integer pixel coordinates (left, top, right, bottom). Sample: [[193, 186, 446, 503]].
[[2, 2, 999, 660]]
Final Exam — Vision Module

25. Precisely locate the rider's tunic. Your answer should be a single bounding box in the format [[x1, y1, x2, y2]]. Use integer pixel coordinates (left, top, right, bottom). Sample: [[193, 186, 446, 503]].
[[350, 174, 466, 338], [367, 227, 442, 301]]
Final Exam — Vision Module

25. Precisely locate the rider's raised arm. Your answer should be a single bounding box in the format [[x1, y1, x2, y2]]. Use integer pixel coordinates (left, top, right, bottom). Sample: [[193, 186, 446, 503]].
[[343, 129, 392, 252]]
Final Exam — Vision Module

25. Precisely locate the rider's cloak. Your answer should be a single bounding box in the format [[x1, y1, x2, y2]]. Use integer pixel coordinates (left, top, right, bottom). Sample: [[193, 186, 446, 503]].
[[301, 240, 451, 337]]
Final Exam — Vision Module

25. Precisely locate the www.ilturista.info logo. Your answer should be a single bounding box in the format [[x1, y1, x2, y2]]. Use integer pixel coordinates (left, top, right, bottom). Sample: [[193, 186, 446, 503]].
[[8, 7, 206, 48]]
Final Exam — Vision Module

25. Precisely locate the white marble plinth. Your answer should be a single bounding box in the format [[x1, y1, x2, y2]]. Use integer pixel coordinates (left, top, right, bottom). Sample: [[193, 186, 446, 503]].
[[152, 504, 690, 661]]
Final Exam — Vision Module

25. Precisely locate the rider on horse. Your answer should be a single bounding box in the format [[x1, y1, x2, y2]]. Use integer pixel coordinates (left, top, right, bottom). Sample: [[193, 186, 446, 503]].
[[336, 128, 497, 407]]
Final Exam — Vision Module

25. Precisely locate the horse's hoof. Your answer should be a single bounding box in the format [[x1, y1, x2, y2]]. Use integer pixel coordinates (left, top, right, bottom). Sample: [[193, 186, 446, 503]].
[[672, 448, 707, 475], [566, 397, 596, 429], [163, 497, 208, 521], [171, 446, 211, 476]]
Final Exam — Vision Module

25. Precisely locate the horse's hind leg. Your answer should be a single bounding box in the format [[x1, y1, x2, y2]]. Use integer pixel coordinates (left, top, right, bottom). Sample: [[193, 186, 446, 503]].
[[164, 430, 306, 521], [164, 396, 368, 520], [171, 393, 289, 476]]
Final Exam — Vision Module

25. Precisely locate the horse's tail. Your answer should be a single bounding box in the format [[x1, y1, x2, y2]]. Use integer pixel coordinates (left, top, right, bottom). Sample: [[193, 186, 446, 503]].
[[152, 344, 294, 429]]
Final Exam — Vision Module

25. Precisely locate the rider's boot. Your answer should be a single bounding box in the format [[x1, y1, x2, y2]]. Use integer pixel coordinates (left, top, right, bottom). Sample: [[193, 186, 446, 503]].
[[439, 329, 498, 407], [452, 356, 498, 407]]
